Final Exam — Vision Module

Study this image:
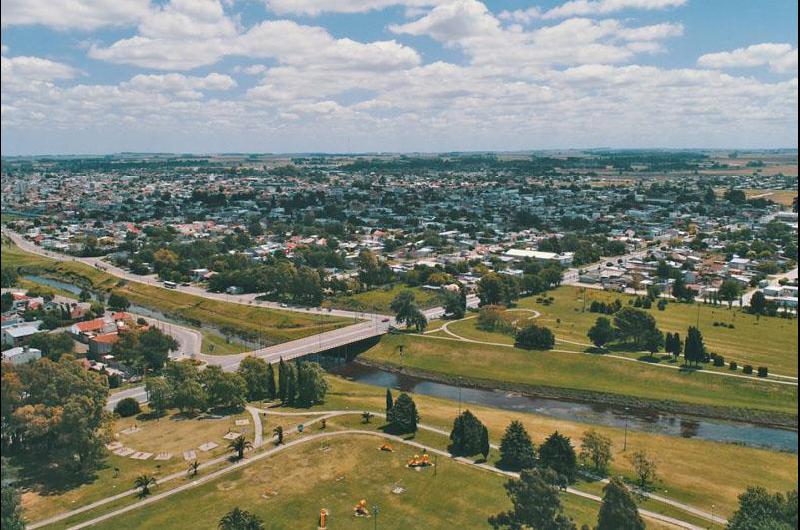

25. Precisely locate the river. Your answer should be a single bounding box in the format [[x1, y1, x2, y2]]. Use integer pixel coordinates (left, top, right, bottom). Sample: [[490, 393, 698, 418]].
[[23, 275, 798, 452], [329, 362, 798, 453]]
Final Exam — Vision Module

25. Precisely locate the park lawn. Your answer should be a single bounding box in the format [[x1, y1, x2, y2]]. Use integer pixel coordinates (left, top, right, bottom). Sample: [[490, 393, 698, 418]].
[[19, 405, 312, 525], [304, 375, 798, 518], [1, 241, 351, 345], [83, 436, 607, 530], [199, 329, 251, 356], [326, 284, 443, 313], [516, 286, 799, 376], [361, 333, 797, 417], [744, 189, 798, 207]]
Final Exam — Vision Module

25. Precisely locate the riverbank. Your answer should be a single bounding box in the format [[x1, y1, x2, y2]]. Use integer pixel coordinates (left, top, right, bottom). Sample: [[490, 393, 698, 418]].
[[354, 357, 798, 430]]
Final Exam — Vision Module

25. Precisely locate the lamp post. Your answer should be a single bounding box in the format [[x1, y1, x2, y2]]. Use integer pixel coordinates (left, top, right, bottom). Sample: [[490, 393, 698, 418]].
[[372, 505, 379, 530], [623, 407, 630, 452], [710, 504, 715, 528]]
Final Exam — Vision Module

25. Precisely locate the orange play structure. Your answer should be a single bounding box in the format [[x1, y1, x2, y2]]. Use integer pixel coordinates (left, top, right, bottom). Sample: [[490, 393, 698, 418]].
[[407, 452, 433, 468], [318, 508, 328, 529], [379, 443, 393, 452], [353, 499, 370, 517]]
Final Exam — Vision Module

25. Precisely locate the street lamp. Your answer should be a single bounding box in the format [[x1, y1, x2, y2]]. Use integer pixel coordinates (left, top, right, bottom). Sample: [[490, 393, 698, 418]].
[[372, 505, 379, 530], [710, 504, 715, 528], [623, 407, 630, 452]]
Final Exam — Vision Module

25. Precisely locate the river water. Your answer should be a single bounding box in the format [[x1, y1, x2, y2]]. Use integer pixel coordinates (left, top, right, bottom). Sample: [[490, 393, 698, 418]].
[[24, 275, 798, 452], [329, 362, 798, 453]]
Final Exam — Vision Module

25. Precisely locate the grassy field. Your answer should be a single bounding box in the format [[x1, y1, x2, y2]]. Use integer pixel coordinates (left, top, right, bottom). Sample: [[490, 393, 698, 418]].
[[80, 435, 614, 530], [2, 241, 351, 345], [313, 376, 797, 519], [17, 404, 313, 525], [515, 286, 799, 376], [199, 329, 252, 356], [326, 284, 443, 313], [361, 331, 797, 419]]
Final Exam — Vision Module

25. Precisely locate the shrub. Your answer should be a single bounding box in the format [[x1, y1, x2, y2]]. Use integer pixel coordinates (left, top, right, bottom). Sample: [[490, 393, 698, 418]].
[[114, 397, 141, 417], [728, 323, 735, 329], [742, 365, 753, 375], [757, 367, 768, 377], [713, 356, 725, 367], [515, 324, 556, 350], [729, 361, 738, 371]]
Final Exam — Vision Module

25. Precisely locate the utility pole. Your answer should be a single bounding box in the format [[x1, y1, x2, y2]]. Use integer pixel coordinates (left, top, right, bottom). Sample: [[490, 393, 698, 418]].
[[623, 407, 630, 451]]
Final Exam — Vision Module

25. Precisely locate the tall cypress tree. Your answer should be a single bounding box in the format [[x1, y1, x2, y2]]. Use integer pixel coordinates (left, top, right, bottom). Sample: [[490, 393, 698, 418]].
[[596, 477, 645, 530], [385, 388, 394, 415], [480, 425, 490, 461], [266, 362, 276, 400], [538, 431, 578, 483], [277, 358, 287, 402], [285, 362, 298, 406]]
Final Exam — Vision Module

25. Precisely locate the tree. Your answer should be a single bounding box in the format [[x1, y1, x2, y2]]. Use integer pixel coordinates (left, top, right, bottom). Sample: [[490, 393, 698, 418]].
[[580, 430, 613, 474], [480, 425, 490, 461], [265, 362, 276, 400], [237, 357, 272, 401], [203, 366, 247, 410], [727, 487, 797, 530], [218, 507, 265, 530], [627, 450, 658, 489], [684, 326, 706, 366], [385, 388, 394, 415], [173, 379, 208, 415], [489, 468, 577, 530], [277, 358, 288, 403], [1, 267, 19, 288], [386, 393, 419, 434], [107, 292, 130, 311], [442, 288, 466, 319], [361, 411, 373, 424], [114, 397, 141, 418], [188, 460, 200, 477], [1, 484, 25, 530], [477, 272, 505, 306], [515, 324, 555, 350], [112, 328, 177, 371], [719, 280, 742, 308], [539, 431, 578, 483], [588, 317, 614, 349], [28, 332, 74, 361], [642, 328, 664, 356], [596, 476, 645, 530], [390, 290, 427, 331], [749, 290, 767, 316], [664, 332, 682, 361], [283, 362, 298, 406], [296, 361, 328, 407], [146, 377, 172, 416], [5, 356, 109, 476], [228, 435, 252, 460], [449, 410, 487, 457], [613, 307, 660, 348], [498, 420, 536, 471], [272, 425, 284, 445], [134, 474, 157, 497]]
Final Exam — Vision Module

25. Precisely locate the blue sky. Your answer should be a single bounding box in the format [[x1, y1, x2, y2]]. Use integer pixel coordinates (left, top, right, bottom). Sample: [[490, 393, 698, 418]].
[[1, 0, 797, 155]]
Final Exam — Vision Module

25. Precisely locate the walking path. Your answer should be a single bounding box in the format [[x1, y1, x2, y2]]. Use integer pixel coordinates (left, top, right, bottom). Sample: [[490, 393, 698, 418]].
[[420, 313, 798, 387], [38, 408, 724, 530]]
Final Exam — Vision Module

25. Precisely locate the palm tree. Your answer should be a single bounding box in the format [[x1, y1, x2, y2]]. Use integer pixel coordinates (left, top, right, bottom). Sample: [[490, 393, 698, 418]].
[[218, 507, 265, 530], [227, 435, 253, 460], [134, 474, 157, 497], [188, 460, 199, 477], [272, 425, 284, 445], [362, 411, 373, 424]]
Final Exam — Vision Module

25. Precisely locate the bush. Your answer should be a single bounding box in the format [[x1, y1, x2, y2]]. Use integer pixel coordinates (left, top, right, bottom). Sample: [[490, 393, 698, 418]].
[[515, 324, 555, 350], [729, 361, 738, 371], [657, 299, 668, 311], [742, 365, 753, 375], [757, 366, 768, 377], [114, 397, 141, 417], [713, 356, 725, 367], [728, 323, 735, 329]]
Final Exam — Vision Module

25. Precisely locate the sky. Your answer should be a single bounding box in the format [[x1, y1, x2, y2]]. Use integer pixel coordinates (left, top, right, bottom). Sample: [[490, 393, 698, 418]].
[[1, 0, 797, 155]]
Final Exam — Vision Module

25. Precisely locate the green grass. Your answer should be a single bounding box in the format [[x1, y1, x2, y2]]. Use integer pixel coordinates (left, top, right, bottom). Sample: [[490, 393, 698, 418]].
[[76, 436, 607, 530], [326, 284, 443, 313], [519, 286, 799, 376], [1, 241, 351, 346], [360, 332, 797, 418], [199, 329, 251, 356]]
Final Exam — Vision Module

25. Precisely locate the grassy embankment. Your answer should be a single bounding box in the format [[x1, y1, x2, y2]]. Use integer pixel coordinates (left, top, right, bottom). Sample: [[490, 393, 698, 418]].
[[326, 284, 443, 313], [37, 375, 797, 529], [2, 240, 350, 346]]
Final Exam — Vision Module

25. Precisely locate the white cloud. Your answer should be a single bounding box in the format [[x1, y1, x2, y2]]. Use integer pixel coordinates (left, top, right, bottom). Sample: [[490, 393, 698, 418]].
[[1, 0, 150, 30], [698, 43, 798, 74], [539, 0, 686, 20], [1, 55, 77, 82], [265, 0, 444, 16], [123, 73, 236, 92]]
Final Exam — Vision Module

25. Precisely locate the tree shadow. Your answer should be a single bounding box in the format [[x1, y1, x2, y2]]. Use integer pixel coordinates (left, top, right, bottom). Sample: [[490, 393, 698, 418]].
[[7, 451, 106, 496]]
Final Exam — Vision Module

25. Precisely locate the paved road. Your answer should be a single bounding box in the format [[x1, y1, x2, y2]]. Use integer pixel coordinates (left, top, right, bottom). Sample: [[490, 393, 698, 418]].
[[51, 408, 716, 530]]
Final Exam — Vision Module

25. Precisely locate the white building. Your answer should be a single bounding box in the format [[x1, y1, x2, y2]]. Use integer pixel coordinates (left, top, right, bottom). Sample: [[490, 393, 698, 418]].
[[2, 346, 42, 365], [504, 248, 574, 266]]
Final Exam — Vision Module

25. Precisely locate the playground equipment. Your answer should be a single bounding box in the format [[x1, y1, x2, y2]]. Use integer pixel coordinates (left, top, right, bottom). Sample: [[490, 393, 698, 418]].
[[318, 508, 329, 529], [407, 452, 433, 468], [379, 443, 394, 452], [353, 499, 370, 517]]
